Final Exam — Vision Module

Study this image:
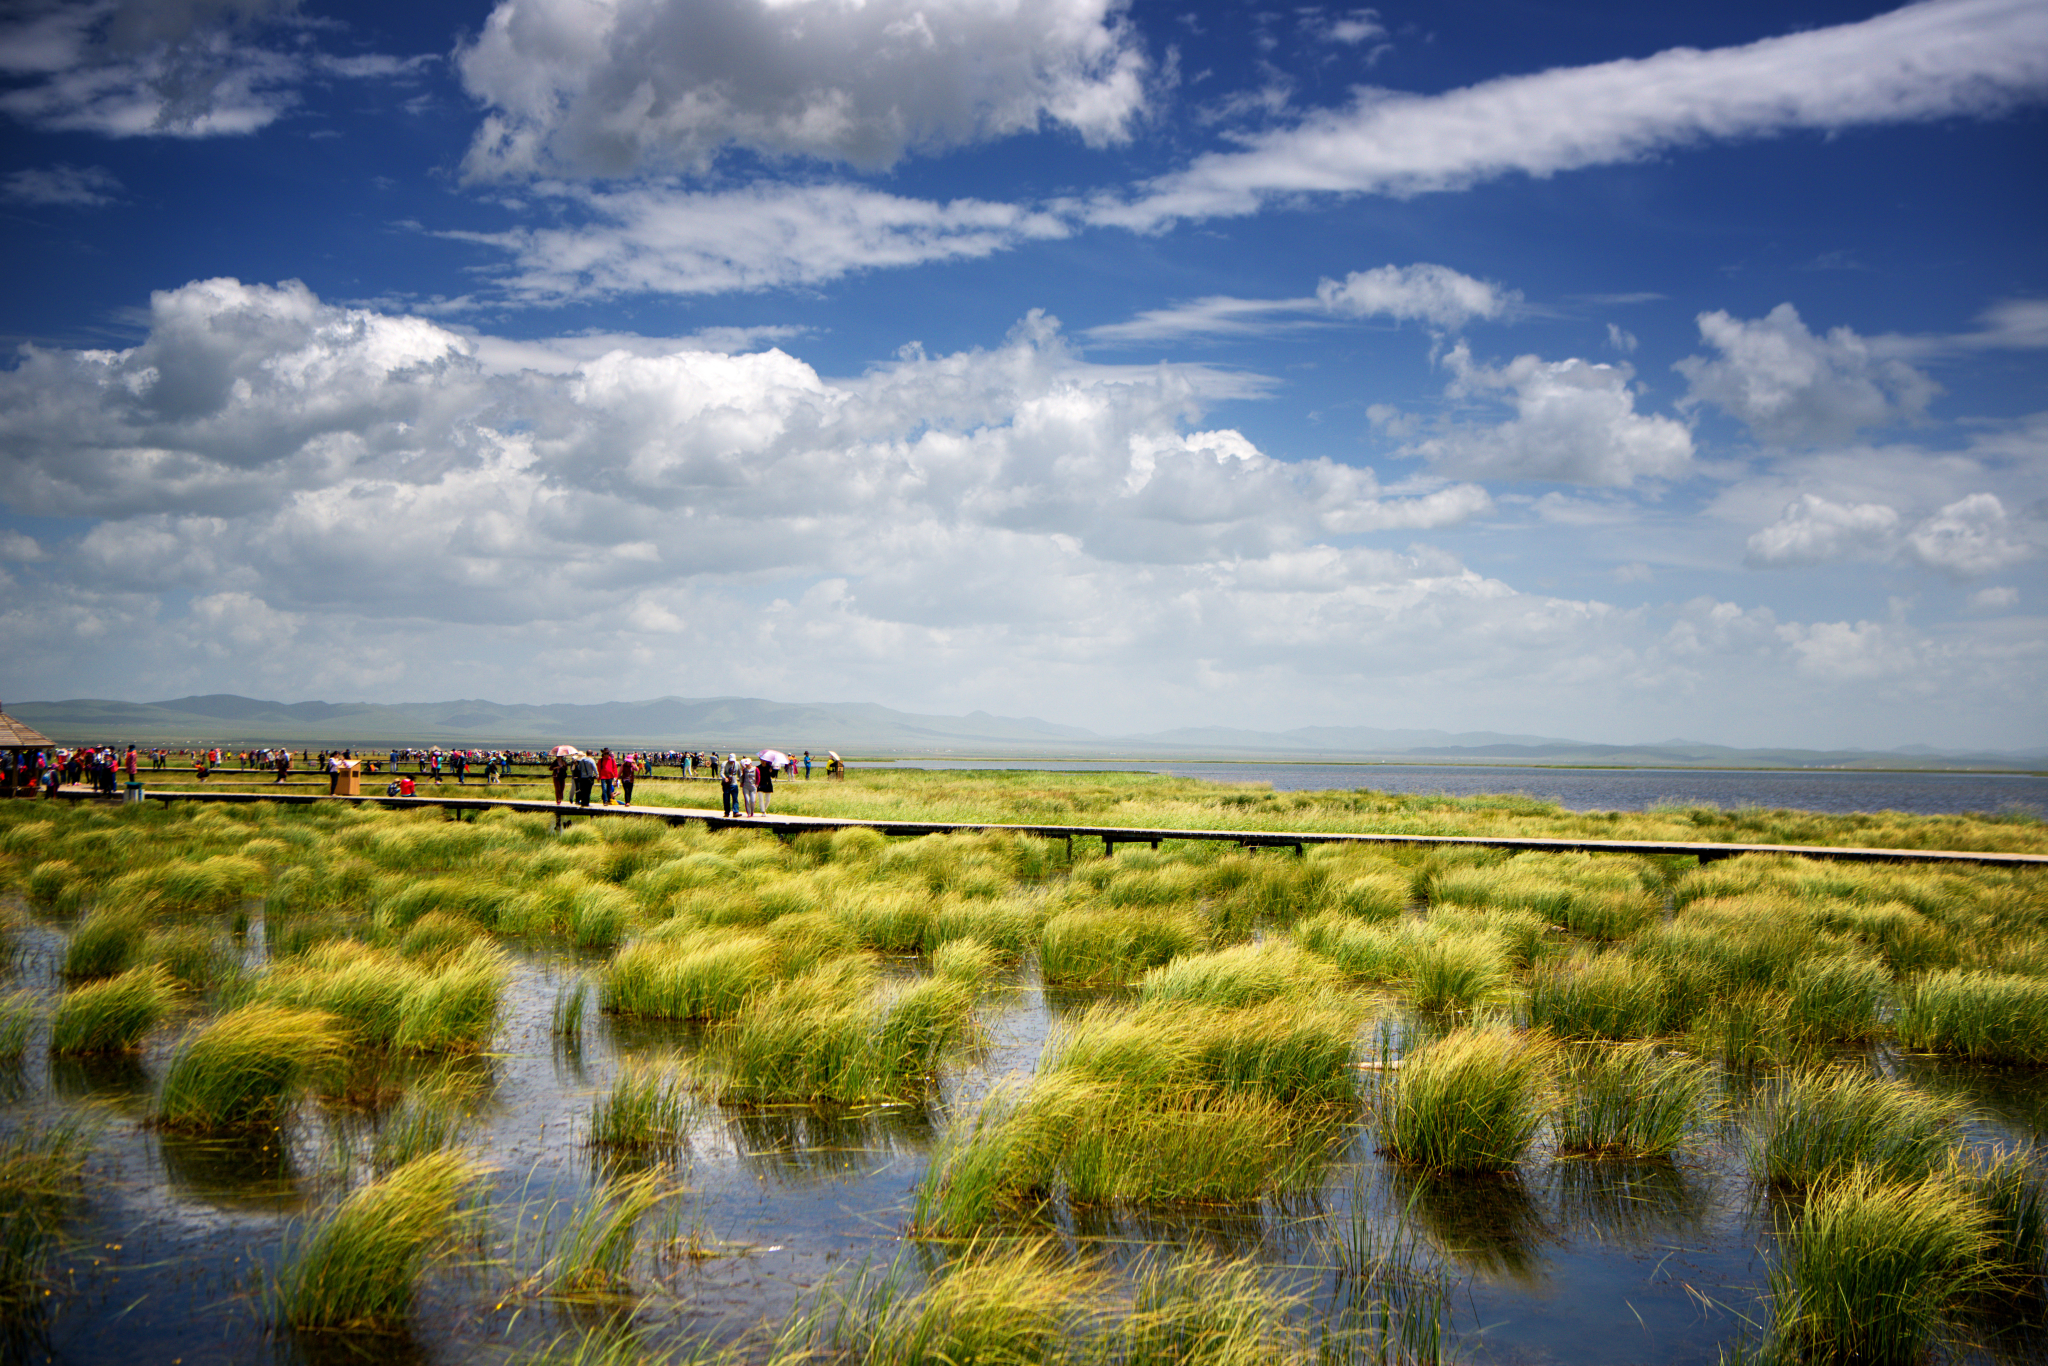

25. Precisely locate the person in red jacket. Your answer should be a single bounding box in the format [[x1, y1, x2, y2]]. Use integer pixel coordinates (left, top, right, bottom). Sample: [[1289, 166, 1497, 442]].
[[598, 748, 619, 805]]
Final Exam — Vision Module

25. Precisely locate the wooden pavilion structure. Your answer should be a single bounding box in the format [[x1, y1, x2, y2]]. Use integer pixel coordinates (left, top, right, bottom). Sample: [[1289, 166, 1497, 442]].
[[0, 706, 55, 797]]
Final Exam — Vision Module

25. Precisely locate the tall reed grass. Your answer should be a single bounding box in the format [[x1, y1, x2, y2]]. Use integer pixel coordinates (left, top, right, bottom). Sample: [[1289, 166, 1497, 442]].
[[1526, 952, 1668, 1039], [0, 1117, 94, 1309], [1038, 906, 1204, 987]]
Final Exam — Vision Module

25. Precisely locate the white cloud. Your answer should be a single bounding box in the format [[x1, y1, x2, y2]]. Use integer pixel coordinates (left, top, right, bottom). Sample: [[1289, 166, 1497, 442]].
[[1971, 585, 2019, 611], [1902, 492, 2034, 577], [2, 277, 2040, 745], [1777, 618, 1922, 681], [1098, 0, 2048, 228], [451, 181, 1072, 299], [1405, 343, 1693, 486], [1743, 489, 2039, 578], [1086, 262, 1511, 344], [0, 0, 421, 138], [456, 0, 1150, 179], [1745, 493, 1902, 567], [0, 532, 44, 561], [1315, 264, 1516, 329], [1677, 303, 1940, 445], [1, 163, 121, 205]]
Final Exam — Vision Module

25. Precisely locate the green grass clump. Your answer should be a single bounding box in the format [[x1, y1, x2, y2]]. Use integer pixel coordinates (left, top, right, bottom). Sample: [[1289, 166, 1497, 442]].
[[1378, 1026, 1556, 1173], [144, 925, 236, 991], [1038, 906, 1204, 987], [1766, 1167, 1992, 1366], [1293, 911, 1403, 980], [529, 1169, 674, 1298], [931, 937, 1000, 985], [1049, 999, 1362, 1109], [835, 888, 939, 954], [271, 1151, 478, 1331], [103, 853, 264, 915], [155, 1004, 345, 1133], [1527, 952, 1668, 1039], [1402, 925, 1509, 1012], [1786, 955, 1889, 1045], [808, 1238, 1096, 1366], [61, 905, 150, 979], [1746, 1068, 1965, 1189], [1329, 871, 1412, 922], [1896, 969, 2048, 1065], [589, 1061, 697, 1151], [48, 964, 175, 1055], [696, 961, 978, 1107], [1134, 940, 1335, 1009], [1556, 887, 1660, 941], [24, 860, 85, 913], [255, 939, 507, 1054], [0, 991, 39, 1060], [1554, 1042, 1715, 1158], [600, 930, 782, 1020], [0, 1118, 95, 1309], [370, 1074, 479, 1172]]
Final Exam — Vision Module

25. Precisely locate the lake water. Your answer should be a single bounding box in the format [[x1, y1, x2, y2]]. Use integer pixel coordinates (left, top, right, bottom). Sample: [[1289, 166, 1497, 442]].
[[859, 760, 2048, 818]]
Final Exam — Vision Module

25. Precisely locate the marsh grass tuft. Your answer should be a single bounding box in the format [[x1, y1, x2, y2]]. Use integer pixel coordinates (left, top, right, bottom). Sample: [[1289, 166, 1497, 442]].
[[1746, 1067, 1965, 1189], [156, 1003, 344, 1133], [48, 964, 174, 1055], [1896, 969, 2048, 1065], [271, 1150, 478, 1331], [1527, 952, 1668, 1040], [61, 905, 149, 979], [1378, 1026, 1558, 1174], [1554, 1041, 1715, 1158], [0, 991, 38, 1060], [0, 1117, 96, 1308], [1766, 1166, 1992, 1366], [1038, 906, 1204, 987], [590, 1061, 697, 1151], [532, 1169, 675, 1298]]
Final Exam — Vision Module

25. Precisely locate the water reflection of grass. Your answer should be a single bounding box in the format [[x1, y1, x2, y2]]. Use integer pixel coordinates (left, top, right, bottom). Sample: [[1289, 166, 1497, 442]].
[[0, 786, 2038, 1363]]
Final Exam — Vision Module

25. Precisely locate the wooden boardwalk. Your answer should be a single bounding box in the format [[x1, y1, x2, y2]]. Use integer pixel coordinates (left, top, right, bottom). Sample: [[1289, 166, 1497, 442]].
[[47, 785, 2048, 870]]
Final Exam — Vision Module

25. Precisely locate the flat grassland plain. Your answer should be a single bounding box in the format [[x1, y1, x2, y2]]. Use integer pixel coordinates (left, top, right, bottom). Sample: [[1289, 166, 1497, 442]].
[[1, 770, 2045, 1366]]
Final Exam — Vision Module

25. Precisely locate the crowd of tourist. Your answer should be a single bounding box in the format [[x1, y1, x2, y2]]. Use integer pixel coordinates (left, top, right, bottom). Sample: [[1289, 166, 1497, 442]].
[[8, 741, 846, 807]]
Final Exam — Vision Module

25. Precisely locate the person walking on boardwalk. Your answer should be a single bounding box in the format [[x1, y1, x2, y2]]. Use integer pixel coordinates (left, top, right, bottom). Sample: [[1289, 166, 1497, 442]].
[[275, 750, 292, 785], [756, 758, 775, 813], [597, 747, 619, 804], [572, 750, 598, 807], [720, 753, 740, 817], [620, 753, 638, 805], [550, 751, 569, 803], [739, 757, 758, 816]]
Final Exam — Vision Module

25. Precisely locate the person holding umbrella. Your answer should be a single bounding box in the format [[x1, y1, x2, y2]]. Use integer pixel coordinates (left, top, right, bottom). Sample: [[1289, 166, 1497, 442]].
[[756, 756, 775, 813], [550, 747, 573, 803]]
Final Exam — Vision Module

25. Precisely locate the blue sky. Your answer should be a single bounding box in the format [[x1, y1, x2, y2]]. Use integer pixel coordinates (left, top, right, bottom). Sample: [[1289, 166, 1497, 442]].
[[0, 0, 2043, 749]]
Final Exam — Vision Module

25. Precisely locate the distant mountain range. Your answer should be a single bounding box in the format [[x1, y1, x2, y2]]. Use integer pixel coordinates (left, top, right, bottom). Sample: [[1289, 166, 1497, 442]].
[[7, 694, 2044, 771]]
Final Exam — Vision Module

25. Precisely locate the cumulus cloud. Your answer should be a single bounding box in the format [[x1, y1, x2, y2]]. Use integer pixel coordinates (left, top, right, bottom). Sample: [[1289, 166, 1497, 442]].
[[1097, 0, 2048, 228], [1086, 262, 1511, 344], [1745, 493, 1902, 567], [456, 0, 1150, 179], [0, 0, 422, 137], [1, 163, 122, 205], [1677, 303, 1940, 445], [451, 181, 1072, 300], [1744, 490, 2039, 577], [1405, 343, 1693, 486]]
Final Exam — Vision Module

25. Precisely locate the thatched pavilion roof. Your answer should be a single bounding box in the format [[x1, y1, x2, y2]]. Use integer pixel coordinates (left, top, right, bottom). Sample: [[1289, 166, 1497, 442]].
[[0, 711, 55, 748]]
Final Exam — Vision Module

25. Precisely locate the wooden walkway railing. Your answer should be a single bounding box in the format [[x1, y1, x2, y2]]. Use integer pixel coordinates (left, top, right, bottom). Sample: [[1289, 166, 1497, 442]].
[[46, 786, 2048, 869]]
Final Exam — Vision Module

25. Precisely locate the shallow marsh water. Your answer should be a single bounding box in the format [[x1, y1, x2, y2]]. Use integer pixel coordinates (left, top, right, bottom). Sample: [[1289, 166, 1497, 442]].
[[6, 908, 2044, 1366]]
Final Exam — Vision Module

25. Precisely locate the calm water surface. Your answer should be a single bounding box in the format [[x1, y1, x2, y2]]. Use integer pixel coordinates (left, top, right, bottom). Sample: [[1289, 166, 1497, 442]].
[[863, 760, 2048, 817]]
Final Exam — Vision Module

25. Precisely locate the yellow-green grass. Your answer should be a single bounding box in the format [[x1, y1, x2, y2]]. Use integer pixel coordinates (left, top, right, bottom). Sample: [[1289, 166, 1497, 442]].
[[1765, 1167, 1993, 1366], [1037, 905, 1204, 987], [60, 904, 151, 979], [1134, 939, 1337, 1009], [1785, 955, 1890, 1045], [48, 964, 175, 1055], [369, 1072, 480, 1172], [600, 929, 785, 1020], [270, 1151, 478, 1331], [527, 1169, 675, 1298], [1554, 1042, 1716, 1158], [1377, 1026, 1558, 1174], [1896, 969, 2048, 1065], [155, 1004, 344, 1133], [0, 991, 36, 1060], [692, 961, 979, 1107], [0, 1117, 95, 1309], [1293, 911, 1404, 981], [1047, 998, 1363, 1109], [1746, 1068, 1966, 1189], [1400, 924, 1512, 1013], [251, 939, 507, 1054], [622, 766, 2048, 854], [1527, 952, 1669, 1039], [589, 1060, 697, 1150], [101, 853, 264, 915]]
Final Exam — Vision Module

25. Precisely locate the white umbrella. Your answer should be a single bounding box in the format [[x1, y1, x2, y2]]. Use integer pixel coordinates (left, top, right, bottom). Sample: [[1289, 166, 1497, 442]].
[[552, 744, 580, 757], [826, 751, 841, 761], [759, 749, 790, 766]]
